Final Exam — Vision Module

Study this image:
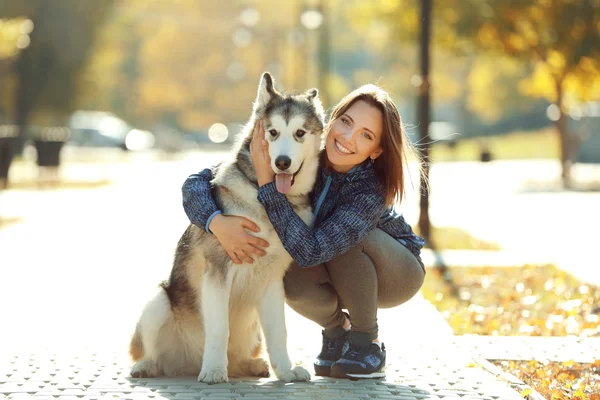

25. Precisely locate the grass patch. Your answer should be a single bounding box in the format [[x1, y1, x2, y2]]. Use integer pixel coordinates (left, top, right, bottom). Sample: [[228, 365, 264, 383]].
[[422, 264, 600, 336], [424, 265, 600, 399], [430, 127, 559, 162], [494, 360, 600, 400], [414, 226, 500, 250]]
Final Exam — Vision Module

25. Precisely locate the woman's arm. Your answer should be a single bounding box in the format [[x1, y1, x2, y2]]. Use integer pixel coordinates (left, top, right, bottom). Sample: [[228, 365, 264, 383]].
[[181, 166, 222, 233], [257, 183, 386, 268], [181, 165, 269, 264]]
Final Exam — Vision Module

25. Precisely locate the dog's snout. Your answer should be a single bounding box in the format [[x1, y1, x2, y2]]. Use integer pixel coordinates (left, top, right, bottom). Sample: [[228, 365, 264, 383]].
[[275, 156, 291, 171]]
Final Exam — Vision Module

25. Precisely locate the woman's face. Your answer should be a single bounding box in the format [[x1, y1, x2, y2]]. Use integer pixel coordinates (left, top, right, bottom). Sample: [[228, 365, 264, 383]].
[[325, 100, 383, 173]]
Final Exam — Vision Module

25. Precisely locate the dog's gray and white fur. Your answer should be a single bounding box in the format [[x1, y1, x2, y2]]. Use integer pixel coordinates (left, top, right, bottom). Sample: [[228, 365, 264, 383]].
[[129, 72, 325, 384]]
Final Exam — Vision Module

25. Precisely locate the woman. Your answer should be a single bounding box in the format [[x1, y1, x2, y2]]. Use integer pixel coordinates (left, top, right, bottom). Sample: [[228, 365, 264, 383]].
[[182, 84, 425, 379]]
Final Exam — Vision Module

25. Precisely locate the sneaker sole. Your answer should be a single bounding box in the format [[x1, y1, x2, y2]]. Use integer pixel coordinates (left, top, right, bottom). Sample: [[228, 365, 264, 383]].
[[330, 366, 386, 380], [346, 372, 386, 379]]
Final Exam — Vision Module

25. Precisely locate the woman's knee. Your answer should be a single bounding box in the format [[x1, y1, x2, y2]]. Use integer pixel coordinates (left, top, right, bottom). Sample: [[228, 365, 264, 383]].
[[378, 254, 425, 308], [406, 253, 425, 288], [283, 262, 326, 302]]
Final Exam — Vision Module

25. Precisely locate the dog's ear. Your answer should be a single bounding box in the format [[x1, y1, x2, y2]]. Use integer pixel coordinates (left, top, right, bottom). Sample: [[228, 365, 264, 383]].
[[305, 88, 325, 123], [305, 88, 318, 101], [255, 72, 277, 108]]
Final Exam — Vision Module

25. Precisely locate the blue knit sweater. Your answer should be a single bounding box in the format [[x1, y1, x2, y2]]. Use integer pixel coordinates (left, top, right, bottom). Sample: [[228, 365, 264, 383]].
[[182, 159, 425, 268]]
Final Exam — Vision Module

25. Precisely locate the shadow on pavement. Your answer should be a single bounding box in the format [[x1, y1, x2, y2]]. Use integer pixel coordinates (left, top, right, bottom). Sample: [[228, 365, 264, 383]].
[[123, 375, 433, 399]]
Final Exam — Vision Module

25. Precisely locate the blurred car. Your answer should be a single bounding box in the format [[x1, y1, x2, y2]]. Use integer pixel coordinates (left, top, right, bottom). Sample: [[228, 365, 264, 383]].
[[68, 111, 155, 151]]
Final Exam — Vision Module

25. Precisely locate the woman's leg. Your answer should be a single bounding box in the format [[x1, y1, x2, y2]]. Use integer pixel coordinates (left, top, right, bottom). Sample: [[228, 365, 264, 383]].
[[283, 262, 351, 376], [325, 228, 425, 345], [326, 228, 425, 378], [283, 262, 347, 337]]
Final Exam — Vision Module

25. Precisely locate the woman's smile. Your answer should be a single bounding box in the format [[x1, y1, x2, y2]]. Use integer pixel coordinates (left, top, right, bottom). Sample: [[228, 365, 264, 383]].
[[334, 140, 354, 155]]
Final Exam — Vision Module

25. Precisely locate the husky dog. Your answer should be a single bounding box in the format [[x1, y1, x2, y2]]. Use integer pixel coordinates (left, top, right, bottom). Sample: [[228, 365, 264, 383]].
[[129, 72, 325, 384]]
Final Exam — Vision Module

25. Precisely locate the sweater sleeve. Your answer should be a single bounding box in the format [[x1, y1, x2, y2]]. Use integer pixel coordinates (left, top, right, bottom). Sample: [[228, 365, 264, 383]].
[[377, 207, 426, 258], [181, 165, 222, 233], [257, 182, 386, 268]]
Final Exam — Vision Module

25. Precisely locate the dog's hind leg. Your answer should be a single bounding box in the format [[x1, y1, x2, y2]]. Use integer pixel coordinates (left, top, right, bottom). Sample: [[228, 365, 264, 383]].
[[259, 279, 311, 382], [130, 289, 171, 377], [198, 269, 234, 384], [227, 309, 270, 378], [237, 339, 270, 378]]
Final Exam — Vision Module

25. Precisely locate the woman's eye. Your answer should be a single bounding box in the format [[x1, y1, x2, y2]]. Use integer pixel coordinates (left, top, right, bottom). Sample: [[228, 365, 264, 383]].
[[269, 129, 278, 137], [342, 118, 350, 126], [296, 130, 306, 138], [363, 132, 372, 140]]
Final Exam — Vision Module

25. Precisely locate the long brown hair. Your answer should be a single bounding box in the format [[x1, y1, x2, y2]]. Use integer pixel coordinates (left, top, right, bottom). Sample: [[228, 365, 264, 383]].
[[326, 84, 418, 207]]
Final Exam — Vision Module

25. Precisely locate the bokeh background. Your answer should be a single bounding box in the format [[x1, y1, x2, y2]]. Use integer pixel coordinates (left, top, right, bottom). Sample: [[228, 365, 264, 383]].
[[1, 0, 598, 161], [0, 1, 599, 393]]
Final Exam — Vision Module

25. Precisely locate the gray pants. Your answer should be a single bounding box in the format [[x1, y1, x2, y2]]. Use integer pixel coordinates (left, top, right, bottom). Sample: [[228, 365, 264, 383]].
[[284, 228, 425, 345]]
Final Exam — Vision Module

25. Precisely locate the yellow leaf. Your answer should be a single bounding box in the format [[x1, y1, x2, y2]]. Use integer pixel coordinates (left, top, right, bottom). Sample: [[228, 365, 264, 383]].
[[521, 387, 532, 397], [528, 360, 539, 367], [535, 368, 546, 378], [573, 389, 587, 400], [561, 359, 575, 367], [551, 391, 566, 400]]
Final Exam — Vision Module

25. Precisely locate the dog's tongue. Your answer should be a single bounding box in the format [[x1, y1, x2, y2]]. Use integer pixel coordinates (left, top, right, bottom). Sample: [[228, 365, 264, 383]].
[[275, 174, 293, 194]]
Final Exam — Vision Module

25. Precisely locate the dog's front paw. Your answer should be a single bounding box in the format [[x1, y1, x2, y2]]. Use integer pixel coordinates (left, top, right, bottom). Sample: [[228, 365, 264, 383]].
[[198, 366, 229, 384], [274, 365, 311, 382], [292, 365, 311, 381]]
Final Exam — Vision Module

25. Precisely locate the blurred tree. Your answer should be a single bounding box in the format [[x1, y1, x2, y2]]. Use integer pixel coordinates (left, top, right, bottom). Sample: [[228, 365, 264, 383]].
[[454, 0, 600, 187], [417, 0, 432, 243], [466, 52, 534, 124], [0, 17, 29, 120], [0, 0, 115, 148], [344, 0, 543, 127], [80, 0, 313, 134]]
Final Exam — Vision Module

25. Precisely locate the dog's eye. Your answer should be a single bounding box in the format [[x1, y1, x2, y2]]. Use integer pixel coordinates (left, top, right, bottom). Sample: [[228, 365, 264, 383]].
[[269, 129, 278, 137], [296, 130, 306, 138]]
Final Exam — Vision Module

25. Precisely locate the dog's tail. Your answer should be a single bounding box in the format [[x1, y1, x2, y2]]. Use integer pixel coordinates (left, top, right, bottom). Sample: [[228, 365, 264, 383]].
[[129, 323, 144, 361]]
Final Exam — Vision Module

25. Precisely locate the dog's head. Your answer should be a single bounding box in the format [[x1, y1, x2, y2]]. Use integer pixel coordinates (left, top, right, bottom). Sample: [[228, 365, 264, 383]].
[[252, 72, 325, 194]]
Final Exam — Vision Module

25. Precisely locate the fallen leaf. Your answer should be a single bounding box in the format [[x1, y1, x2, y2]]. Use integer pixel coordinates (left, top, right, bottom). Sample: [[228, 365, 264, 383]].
[[521, 387, 532, 397], [572, 388, 587, 399]]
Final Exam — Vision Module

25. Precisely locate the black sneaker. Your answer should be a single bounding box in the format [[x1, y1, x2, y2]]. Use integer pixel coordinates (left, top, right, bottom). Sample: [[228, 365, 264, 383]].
[[330, 342, 386, 379], [313, 330, 350, 377]]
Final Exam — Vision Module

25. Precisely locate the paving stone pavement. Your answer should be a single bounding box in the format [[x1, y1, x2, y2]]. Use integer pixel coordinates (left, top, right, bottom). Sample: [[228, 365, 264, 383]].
[[0, 338, 526, 400], [0, 296, 526, 400]]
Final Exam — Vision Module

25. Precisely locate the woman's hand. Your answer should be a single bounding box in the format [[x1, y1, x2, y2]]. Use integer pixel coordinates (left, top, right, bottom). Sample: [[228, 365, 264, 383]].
[[209, 213, 270, 264], [250, 120, 275, 187]]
